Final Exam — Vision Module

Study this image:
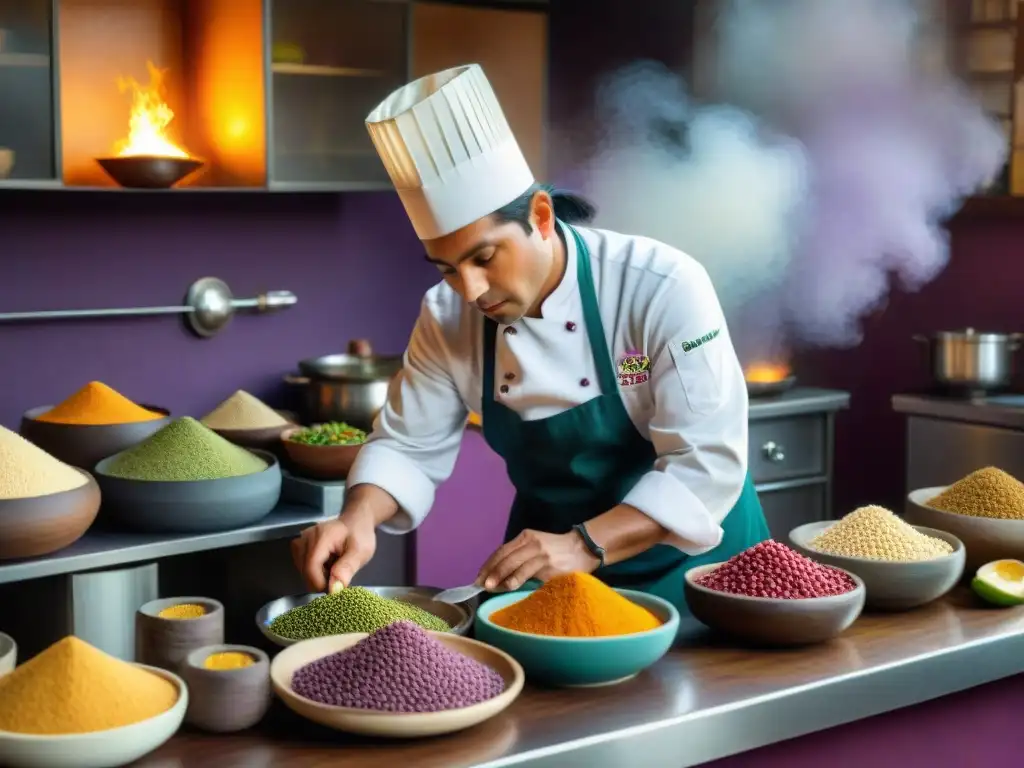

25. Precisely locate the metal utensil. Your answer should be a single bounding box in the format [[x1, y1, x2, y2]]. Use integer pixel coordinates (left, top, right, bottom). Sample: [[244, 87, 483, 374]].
[[914, 328, 1023, 392], [433, 583, 486, 605]]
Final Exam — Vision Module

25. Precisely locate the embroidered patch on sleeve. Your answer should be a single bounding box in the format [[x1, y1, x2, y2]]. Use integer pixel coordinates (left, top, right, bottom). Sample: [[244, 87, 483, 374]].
[[681, 328, 721, 355], [617, 351, 651, 387]]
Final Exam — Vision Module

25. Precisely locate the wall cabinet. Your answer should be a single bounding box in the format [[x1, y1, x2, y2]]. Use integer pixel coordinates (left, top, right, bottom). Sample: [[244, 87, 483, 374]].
[[0, 0, 548, 192]]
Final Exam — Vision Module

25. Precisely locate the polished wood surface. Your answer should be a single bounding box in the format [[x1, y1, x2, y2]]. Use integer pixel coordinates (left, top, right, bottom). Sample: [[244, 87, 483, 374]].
[[134, 590, 1024, 767]]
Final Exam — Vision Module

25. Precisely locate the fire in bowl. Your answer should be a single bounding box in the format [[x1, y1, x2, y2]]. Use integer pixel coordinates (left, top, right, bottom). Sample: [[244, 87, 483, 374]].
[[96, 155, 203, 189]]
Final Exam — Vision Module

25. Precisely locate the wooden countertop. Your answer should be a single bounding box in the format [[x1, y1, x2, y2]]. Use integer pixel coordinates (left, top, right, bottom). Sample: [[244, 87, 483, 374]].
[[133, 589, 1024, 768]]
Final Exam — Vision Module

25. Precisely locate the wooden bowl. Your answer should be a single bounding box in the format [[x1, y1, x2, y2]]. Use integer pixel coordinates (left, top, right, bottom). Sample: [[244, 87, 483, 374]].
[[135, 597, 225, 673], [0, 470, 100, 560], [0, 632, 15, 677], [20, 405, 171, 471], [789, 521, 965, 611], [684, 562, 866, 646], [905, 486, 1024, 573], [270, 632, 524, 738], [207, 422, 293, 456], [280, 427, 363, 480], [180, 645, 271, 732]]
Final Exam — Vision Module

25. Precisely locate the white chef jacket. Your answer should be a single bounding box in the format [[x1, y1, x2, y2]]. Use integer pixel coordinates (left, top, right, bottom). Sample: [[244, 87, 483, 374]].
[[347, 222, 750, 556]]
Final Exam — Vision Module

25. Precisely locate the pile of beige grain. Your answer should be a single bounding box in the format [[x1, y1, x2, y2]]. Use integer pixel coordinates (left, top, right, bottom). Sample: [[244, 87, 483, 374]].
[[201, 390, 289, 430], [0, 426, 88, 500], [927, 466, 1024, 520], [809, 505, 952, 561]]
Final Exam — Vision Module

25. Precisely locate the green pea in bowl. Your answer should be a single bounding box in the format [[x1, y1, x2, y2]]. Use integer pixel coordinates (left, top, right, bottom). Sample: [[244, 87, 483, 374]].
[[280, 424, 366, 481], [474, 589, 679, 688]]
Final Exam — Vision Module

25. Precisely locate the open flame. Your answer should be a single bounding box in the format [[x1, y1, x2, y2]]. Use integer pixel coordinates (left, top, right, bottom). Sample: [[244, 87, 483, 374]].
[[744, 362, 792, 383], [112, 61, 190, 159]]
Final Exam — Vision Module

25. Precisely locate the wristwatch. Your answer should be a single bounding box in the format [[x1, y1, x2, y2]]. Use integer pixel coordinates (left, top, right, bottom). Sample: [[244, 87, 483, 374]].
[[572, 523, 606, 568]]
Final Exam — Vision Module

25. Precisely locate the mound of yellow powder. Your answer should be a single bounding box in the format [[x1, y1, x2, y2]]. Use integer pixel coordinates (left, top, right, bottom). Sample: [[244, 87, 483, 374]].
[[201, 390, 289, 430], [0, 636, 178, 734], [0, 426, 88, 500], [490, 572, 662, 637], [36, 381, 162, 425], [928, 467, 1024, 520]]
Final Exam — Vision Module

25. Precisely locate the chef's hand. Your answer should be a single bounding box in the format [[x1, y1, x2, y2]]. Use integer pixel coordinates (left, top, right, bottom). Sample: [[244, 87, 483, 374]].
[[476, 529, 600, 592], [291, 514, 377, 593]]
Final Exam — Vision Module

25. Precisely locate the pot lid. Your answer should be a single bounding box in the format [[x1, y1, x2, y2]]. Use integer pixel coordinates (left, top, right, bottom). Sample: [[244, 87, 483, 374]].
[[298, 353, 403, 383], [934, 328, 1019, 342]]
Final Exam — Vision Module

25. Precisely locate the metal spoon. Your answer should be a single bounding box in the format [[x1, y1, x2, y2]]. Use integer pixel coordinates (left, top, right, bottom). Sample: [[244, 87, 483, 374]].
[[432, 583, 486, 605]]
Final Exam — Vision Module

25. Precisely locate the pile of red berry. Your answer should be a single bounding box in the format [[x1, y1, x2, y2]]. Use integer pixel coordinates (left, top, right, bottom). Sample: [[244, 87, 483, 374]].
[[696, 540, 857, 599]]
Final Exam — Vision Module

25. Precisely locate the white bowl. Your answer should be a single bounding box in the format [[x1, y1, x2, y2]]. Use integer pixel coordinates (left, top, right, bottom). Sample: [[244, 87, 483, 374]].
[[0, 632, 15, 677], [0, 665, 187, 768], [789, 521, 965, 611], [270, 632, 524, 738]]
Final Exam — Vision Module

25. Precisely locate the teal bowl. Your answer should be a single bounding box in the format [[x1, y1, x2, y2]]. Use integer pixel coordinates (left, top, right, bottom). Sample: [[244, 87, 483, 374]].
[[474, 588, 679, 687]]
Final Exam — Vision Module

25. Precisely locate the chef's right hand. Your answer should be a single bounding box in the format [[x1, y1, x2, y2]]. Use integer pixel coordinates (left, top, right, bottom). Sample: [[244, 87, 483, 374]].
[[291, 515, 377, 593]]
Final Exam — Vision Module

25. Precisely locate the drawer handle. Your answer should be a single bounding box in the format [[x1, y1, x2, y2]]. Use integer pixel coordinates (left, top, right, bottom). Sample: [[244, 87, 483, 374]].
[[762, 441, 786, 463]]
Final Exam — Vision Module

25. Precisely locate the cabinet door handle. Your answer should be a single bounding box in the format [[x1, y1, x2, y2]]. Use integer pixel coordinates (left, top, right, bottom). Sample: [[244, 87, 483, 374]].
[[762, 441, 786, 463]]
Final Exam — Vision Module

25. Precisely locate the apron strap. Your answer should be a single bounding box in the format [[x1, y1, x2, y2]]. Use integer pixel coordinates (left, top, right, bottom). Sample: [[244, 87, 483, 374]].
[[568, 225, 619, 394]]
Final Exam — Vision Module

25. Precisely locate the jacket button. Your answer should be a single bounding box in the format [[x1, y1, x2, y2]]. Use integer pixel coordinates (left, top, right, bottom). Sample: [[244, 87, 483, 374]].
[[580, 378, 590, 387], [565, 321, 577, 331], [504, 372, 516, 381], [504, 326, 517, 336], [500, 384, 510, 394]]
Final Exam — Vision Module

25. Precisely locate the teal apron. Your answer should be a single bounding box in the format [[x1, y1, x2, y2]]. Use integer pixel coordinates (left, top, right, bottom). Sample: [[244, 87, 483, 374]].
[[480, 224, 770, 615]]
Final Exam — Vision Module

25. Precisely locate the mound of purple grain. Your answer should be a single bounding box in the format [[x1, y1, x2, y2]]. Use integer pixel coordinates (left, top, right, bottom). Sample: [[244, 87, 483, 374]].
[[290, 620, 506, 713]]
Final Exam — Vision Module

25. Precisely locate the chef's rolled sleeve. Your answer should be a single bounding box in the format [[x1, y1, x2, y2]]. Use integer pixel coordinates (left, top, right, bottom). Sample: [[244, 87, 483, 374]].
[[621, 261, 749, 556], [346, 298, 469, 533]]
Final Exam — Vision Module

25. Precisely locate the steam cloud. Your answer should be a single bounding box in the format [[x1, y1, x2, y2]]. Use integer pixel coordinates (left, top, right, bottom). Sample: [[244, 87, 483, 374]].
[[582, 0, 1006, 362]]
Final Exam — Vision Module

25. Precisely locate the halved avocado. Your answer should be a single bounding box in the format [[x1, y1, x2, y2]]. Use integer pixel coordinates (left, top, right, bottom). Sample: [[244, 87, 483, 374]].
[[971, 559, 1024, 607]]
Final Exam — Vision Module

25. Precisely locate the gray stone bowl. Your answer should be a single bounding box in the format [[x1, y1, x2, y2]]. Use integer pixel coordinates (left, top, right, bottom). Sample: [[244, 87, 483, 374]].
[[136, 596, 225, 673], [20, 404, 172, 471], [181, 644, 271, 732], [684, 562, 866, 647], [94, 449, 281, 533], [256, 586, 473, 647], [906, 486, 1024, 574], [789, 521, 965, 611], [0, 469, 100, 560]]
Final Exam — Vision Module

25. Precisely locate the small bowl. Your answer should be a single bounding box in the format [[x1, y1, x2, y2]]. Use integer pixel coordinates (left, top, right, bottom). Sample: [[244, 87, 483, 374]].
[[789, 521, 966, 611], [0, 470, 100, 560], [906, 486, 1024, 573], [20, 405, 172, 471], [180, 644, 271, 732], [0, 632, 15, 677], [280, 426, 363, 480], [270, 632, 524, 738], [136, 597, 225, 673], [93, 449, 281, 533], [257, 586, 472, 647], [684, 562, 865, 646], [96, 155, 203, 189], [0, 664, 187, 768], [207, 422, 294, 455], [474, 589, 679, 687]]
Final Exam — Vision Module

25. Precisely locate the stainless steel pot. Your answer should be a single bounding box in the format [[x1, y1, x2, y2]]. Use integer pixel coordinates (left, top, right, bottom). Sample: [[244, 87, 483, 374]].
[[914, 329, 1022, 391], [285, 340, 403, 430]]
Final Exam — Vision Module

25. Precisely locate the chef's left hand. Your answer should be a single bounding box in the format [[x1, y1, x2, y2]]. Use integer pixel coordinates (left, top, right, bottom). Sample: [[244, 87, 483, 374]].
[[476, 529, 600, 592]]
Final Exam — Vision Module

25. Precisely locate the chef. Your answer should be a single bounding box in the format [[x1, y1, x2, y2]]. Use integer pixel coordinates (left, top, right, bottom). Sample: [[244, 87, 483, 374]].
[[292, 64, 770, 613]]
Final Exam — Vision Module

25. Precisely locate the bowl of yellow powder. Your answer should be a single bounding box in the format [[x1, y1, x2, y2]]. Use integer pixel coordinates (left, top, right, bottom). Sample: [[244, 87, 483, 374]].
[[0, 426, 101, 561], [20, 381, 171, 471], [180, 644, 271, 732], [474, 572, 679, 687], [0, 636, 187, 768], [201, 389, 294, 453], [789, 505, 965, 611], [906, 467, 1024, 572], [136, 597, 225, 674], [93, 417, 282, 534]]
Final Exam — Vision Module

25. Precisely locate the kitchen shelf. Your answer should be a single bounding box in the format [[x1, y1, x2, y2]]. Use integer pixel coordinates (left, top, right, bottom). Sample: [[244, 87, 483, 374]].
[[271, 63, 387, 78]]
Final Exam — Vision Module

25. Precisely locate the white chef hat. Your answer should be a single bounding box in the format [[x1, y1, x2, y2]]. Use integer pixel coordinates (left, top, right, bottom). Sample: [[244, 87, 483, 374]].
[[365, 64, 535, 241]]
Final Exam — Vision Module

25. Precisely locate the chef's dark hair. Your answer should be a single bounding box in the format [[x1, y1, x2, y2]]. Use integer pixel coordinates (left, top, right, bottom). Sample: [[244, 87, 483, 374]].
[[491, 184, 597, 233]]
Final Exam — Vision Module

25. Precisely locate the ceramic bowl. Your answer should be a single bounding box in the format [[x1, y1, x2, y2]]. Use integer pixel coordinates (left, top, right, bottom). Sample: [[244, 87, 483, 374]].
[[0, 664, 187, 768], [789, 521, 966, 611], [474, 589, 679, 687], [256, 586, 472, 647], [684, 562, 865, 646], [0, 631, 15, 677], [0, 470, 100, 560], [136, 597, 225, 673], [180, 644, 271, 732], [270, 632, 524, 738], [93, 449, 281, 533], [280, 427, 363, 480], [906, 486, 1024, 572], [19, 405, 172, 471], [206, 419, 294, 455]]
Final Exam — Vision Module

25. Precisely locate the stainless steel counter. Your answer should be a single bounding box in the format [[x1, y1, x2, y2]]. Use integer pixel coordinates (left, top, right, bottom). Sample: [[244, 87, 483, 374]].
[[749, 387, 850, 420], [892, 392, 1024, 430]]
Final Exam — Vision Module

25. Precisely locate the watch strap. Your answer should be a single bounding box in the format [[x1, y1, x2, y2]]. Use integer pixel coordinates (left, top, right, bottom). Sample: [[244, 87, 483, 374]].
[[573, 523, 606, 568]]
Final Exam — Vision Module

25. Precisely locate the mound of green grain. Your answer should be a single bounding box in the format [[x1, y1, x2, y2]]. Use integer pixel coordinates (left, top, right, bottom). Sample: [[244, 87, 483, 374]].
[[269, 587, 451, 640], [103, 416, 269, 481]]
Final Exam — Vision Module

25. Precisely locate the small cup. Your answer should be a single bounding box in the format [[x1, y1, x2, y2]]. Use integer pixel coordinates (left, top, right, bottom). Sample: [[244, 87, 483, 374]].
[[136, 597, 225, 672], [0, 631, 16, 677], [181, 644, 271, 732]]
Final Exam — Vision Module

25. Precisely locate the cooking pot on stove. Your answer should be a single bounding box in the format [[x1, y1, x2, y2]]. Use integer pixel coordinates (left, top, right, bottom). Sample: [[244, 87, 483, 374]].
[[914, 328, 1022, 392], [285, 340, 403, 430]]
